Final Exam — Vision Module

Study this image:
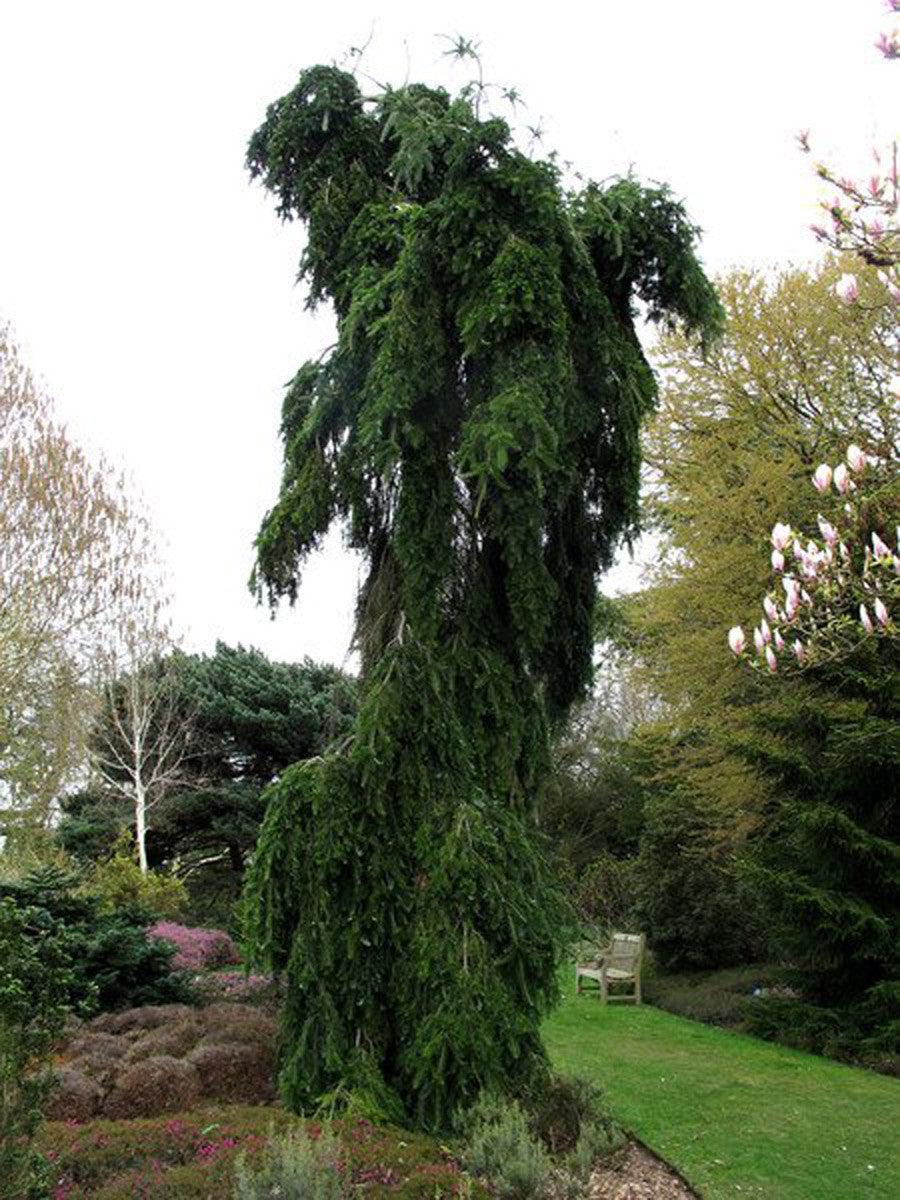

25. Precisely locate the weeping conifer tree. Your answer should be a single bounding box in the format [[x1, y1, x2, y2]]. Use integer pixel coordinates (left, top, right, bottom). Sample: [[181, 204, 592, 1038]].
[[242, 63, 723, 1129]]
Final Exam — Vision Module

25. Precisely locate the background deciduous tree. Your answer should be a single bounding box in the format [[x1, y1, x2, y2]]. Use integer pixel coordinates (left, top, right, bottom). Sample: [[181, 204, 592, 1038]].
[[630, 256, 897, 833], [607, 254, 898, 1049], [0, 326, 160, 839]]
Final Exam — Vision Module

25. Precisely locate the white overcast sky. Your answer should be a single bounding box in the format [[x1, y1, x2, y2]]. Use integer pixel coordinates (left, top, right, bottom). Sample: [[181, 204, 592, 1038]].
[[1, 0, 895, 669]]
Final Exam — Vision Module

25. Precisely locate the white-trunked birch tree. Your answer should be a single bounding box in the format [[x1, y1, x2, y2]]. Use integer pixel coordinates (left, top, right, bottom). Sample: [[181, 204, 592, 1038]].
[[89, 625, 197, 874]]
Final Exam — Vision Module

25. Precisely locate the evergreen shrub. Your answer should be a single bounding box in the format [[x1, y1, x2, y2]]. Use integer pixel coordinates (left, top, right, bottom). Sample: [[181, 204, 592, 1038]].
[[0, 896, 84, 1200], [635, 792, 765, 971], [459, 1094, 548, 1200], [89, 833, 187, 919], [0, 867, 195, 1014], [744, 990, 899, 1074], [233, 1125, 346, 1200]]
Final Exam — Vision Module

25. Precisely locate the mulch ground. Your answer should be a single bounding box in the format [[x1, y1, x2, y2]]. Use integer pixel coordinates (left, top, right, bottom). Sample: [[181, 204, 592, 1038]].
[[586, 1141, 699, 1199]]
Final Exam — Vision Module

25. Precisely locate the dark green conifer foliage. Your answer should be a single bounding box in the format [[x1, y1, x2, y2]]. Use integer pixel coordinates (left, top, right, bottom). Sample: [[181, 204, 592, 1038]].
[[243, 64, 723, 1128]]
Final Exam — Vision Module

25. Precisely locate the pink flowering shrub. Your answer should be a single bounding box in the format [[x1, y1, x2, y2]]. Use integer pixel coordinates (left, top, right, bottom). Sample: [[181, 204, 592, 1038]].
[[193, 969, 281, 1005], [146, 922, 241, 972]]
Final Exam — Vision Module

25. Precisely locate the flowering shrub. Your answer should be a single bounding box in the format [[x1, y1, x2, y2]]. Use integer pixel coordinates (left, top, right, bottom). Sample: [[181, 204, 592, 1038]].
[[36, 1109, 486, 1199], [192, 969, 281, 1005], [728, 445, 898, 671], [145, 921, 240, 972]]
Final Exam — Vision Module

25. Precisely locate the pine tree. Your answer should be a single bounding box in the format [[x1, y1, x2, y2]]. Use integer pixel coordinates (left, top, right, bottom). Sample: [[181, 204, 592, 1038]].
[[242, 63, 722, 1128]]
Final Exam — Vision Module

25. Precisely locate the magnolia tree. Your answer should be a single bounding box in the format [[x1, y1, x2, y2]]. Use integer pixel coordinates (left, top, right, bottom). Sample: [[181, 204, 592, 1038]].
[[729, 443, 899, 671], [802, 1, 900, 306]]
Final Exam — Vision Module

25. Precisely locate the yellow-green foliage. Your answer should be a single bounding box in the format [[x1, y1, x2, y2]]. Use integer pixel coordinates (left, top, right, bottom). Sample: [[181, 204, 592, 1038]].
[[88, 832, 187, 918], [628, 256, 898, 831]]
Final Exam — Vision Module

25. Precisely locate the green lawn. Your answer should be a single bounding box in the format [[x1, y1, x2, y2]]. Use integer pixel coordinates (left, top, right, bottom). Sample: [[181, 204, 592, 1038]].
[[543, 974, 898, 1199]]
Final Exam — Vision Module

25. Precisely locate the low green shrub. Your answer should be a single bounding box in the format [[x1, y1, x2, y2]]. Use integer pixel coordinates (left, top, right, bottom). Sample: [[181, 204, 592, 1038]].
[[567, 1117, 625, 1179], [744, 989, 899, 1074], [1, 896, 86, 1200], [458, 1094, 548, 1200], [0, 866, 195, 1015], [643, 963, 793, 1027], [526, 1074, 624, 1183], [89, 833, 187, 920], [233, 1125, 346, 1200]]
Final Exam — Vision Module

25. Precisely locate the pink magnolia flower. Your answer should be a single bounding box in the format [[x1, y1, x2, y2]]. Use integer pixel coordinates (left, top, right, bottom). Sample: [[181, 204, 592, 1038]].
[[728, 626, 745, 655], [860, 604, 874, 634], [793, 639, 806, 663], [771, 522, 793, 550], [833, 463, 850, 494], [760, 618, 772, 644], [765, 646, 778, 673], [812, 464, 833, 492], [874, 598, 889, 627], [872, 532, 891, 559], [816, 515, 838, 545], [753, 627, 765, 653], [846, 444, 866, 472], [771, 549, 785, 572], [774, 629, 785, 652], [763, 596, 779, 623], [835, 273, 859, 304]]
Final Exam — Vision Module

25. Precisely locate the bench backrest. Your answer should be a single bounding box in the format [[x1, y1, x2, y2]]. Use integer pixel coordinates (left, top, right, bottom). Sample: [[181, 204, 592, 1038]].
[[607, 932, 645, 973]]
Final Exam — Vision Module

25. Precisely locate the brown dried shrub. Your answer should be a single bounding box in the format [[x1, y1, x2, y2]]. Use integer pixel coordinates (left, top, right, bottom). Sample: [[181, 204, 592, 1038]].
[[188, 1041, 277, 1104], [102, 1055, 201, 1119], [126, 1016, 204, 1063], [90, 1004, 195, 1036], [68, 1053, 121, 1090], [66, 1030, 127, 1062], [44, 1066, 103, 1121], [200, 1003, 277, 1048]]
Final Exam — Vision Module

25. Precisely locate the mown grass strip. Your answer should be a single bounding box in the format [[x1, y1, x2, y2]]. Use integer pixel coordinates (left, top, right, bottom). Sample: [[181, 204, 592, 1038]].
[[543, 975, 898, 1199]]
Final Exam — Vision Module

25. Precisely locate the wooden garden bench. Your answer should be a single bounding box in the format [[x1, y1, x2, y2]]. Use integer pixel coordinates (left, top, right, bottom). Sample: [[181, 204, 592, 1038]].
[[575, 932, 645, 1005]]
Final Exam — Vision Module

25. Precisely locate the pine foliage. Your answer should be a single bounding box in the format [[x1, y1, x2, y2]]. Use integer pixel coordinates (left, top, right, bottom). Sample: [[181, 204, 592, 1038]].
[[243, 64, 722, 1128]]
